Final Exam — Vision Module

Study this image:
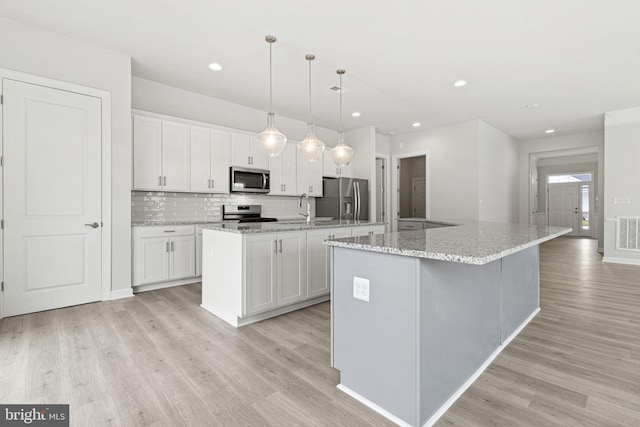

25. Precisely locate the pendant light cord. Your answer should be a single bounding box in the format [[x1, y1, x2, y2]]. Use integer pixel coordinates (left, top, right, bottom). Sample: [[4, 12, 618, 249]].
[[339, 73, 343, 132], [269, 41, 273, 114], [308, 58, 312, 123]]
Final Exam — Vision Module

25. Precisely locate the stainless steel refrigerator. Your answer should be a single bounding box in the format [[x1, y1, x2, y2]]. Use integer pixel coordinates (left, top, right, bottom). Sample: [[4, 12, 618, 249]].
[[316, 177, 369, 220]]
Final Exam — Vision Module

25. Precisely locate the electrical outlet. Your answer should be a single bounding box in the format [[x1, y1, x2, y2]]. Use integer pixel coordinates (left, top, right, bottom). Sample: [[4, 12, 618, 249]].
[[353, 276, 370, 302]]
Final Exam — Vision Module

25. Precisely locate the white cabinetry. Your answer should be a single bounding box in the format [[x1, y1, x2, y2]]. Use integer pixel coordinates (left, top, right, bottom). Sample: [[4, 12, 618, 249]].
[[296, 148, 323, 196], [323, 150, 352, 178], [307, 227, 351, 298], [190, 126, 230, 193], [351, 224, 386, 237], [133, 115, 190, 191], [230, 132, 268, 169], [268, 143, 297, 196], [244, 231, 306, 315], [133, 225, 196, 286]]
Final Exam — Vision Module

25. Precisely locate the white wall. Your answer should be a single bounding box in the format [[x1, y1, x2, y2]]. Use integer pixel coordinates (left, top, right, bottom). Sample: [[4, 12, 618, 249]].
[[478, 121, 519, 222], [0, 18, 132, 294], [376, 133, 392, 157], [518, 131, 604, 248], [133, 77, 338, 146], [391, 120, 480, 221], [603, 107, 640, 264]]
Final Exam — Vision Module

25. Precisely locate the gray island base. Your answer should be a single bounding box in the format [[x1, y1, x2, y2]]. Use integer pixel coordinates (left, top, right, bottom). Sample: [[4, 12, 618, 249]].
[[327, 221, 570, 426]]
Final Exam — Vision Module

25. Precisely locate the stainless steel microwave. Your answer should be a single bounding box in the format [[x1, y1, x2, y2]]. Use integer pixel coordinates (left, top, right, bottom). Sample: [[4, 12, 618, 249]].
[[230, 167, 270, 193]]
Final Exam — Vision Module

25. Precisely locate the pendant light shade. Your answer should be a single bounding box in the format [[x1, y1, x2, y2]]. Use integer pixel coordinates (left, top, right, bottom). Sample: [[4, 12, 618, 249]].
[[298, 54, 324, 162], [257, 35, 287, 157], [331, 69, 354, 167]]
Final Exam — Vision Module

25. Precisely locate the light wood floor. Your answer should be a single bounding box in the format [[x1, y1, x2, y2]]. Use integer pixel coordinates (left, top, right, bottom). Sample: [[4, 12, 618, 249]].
[[1, 237, 639, 426]]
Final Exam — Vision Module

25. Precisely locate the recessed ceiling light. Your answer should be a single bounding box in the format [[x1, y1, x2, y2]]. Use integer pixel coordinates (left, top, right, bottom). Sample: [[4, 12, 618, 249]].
[[208, 62, 223, 71], [454, 80, 467, 87], [526, 103, 540, 109], [389, 132, 395, 135], [352, 112, 361, 117], [412, 122, 421, 127], [545, 129, 555, 134]]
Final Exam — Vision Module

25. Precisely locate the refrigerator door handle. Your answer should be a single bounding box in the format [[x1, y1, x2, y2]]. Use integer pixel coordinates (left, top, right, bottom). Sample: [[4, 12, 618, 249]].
[[355, 181, 360, 220], [352, 181, 358, 220]]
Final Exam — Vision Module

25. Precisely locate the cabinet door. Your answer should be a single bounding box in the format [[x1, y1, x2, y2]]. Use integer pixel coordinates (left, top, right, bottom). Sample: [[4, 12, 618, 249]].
[[281, 143, 297, 195], [133, 115, 162, 190], [230, 133, 251, 167], [169, 235, 196, 279], [269, 150, 285, 195], [323, 150, 340, 177], [190, 126, 212, 193], [210, 131, 230, 193], [277, 232, 307, 305], [135, 236, 169, 285], [195, 234, 202, 276], [308, 158, 323, 196], [162, 121, 190, 191], [250, 146, 268, 170], [307, 229, 331, 298], [244, 234, 278, 315]]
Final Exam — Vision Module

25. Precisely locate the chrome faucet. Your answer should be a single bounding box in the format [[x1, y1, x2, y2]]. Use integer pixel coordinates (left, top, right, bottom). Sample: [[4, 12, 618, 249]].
[[298, 193, 311, 223]]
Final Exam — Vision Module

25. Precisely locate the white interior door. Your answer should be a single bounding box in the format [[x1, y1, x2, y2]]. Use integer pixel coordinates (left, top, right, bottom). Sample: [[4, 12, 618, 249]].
[[3, 78, 103, 317], [412, 177, 426, 218], [548, 183, 580, 237]]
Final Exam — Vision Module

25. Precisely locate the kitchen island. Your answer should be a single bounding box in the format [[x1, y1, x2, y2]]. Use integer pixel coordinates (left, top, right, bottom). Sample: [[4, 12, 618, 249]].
[[325, 220, 570, 427], [200, 219, 385, 327]]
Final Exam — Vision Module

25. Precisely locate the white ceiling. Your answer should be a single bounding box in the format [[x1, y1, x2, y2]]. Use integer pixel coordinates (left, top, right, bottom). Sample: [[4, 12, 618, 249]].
[[2, 0, 640, 140]]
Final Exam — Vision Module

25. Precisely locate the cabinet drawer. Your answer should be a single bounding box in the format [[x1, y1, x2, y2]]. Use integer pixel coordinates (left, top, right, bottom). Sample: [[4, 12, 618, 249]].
[[134, 225, 195, 238]]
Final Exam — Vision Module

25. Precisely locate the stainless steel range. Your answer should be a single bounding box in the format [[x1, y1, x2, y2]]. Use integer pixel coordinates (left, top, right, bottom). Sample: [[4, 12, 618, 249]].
[[222, 204, 278, 223]]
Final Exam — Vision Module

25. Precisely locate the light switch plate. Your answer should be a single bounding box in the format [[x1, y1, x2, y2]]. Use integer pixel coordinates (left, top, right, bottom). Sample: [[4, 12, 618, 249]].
[[353, 276, 370, 302]]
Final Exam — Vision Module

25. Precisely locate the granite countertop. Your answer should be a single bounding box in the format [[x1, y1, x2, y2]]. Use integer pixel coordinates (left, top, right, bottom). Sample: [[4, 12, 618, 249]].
[[202, 220, 386, 234], [324, 220, 571, 265]]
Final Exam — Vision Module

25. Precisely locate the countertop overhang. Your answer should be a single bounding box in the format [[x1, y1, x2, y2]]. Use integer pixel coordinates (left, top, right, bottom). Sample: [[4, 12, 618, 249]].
[[324, 220, 571, 265]]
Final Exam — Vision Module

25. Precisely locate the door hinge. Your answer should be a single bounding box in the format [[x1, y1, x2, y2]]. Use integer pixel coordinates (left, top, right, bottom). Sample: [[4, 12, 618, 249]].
[[1, 282, 3, 292], [0, 156, 3, 167], [0, 94, 3, 105], [1, 219, 3, 229]]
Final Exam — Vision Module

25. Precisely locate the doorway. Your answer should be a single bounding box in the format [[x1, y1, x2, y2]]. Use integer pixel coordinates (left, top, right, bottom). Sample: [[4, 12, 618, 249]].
[[1, 72, 111, 317], [547, 173, 593, 237], [391, 153, 429, 231]]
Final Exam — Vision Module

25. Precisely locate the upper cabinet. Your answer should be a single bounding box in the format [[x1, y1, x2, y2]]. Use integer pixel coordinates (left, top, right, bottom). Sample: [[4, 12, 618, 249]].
[[230, 132, 268, 170], [269, 143, 297, 196], [190, 126, 230, 193], [296, 147, 323, 196], [133, 115, 189, 191], [322, 150, 352, 178]]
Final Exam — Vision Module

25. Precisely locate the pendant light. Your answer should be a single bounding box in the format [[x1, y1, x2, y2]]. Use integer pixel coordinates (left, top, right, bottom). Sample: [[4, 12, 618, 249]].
[[297, 54, 325, 162], [257, 35, 287, 157], [331, 69, 355, 167]]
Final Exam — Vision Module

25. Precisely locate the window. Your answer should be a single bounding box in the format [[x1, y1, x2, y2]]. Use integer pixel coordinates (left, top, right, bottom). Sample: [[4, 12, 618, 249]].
[[547, 173, 592, 184]]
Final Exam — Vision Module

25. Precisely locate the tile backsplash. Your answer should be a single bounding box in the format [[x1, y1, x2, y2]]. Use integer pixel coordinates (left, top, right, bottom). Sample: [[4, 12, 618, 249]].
[[131, 191, 316, 223]]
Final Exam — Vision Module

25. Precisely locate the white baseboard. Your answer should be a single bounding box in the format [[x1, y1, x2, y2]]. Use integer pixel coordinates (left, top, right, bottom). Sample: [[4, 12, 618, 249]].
[[336, 385, 411, 427], [602, 256, 640, 266], [133, 277, 201, 293], [110, 288, 134, 300]]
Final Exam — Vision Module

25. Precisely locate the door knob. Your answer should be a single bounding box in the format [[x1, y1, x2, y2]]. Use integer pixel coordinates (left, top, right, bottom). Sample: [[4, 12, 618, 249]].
[[84, 222, 100, 228]]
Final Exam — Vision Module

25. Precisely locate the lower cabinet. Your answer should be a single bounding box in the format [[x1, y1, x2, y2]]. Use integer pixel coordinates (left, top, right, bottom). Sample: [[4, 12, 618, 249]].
[[133, 225, 197, 287], [244, 231, 307, 315], [307, 228, 351, 298]]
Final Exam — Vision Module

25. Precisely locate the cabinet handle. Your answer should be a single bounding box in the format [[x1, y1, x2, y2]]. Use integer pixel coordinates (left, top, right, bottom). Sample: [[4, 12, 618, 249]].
[[211, 179, 214, 188], [171, 241, 174, 251], [163, 176, 167, 186], [279, 239, 283, 253], [309, 185, 312, 192], [369, 231, 374, 236], [273, 240, 278, 253], [166, 242, 170, 252], [163, 230, 175, 233], [158, 176, 162, 186]]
